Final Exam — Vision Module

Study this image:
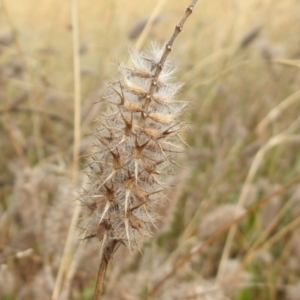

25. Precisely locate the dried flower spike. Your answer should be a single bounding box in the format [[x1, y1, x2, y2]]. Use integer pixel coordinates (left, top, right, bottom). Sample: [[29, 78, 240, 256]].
[[79, 1, 198, 298], [80, 44, 186, 250]]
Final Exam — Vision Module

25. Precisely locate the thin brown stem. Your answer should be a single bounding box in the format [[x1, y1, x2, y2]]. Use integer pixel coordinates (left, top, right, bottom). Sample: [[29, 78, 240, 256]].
[[142, 0, 198, 116], [149, 0, 198, 95], [93, 240, 118, 300]]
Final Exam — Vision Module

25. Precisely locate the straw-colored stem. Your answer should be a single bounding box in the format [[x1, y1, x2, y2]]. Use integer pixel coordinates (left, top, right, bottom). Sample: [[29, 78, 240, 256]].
[[51, 0, 82, 298], [71, 0, 82, 184]]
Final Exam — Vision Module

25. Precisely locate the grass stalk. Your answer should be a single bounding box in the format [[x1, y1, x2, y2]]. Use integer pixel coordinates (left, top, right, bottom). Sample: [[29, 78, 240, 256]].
[[51, 0, 82, 298]]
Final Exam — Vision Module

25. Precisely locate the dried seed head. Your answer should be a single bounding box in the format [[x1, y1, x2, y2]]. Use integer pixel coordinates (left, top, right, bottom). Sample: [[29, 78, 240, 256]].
[[80, 45, 187, 250]]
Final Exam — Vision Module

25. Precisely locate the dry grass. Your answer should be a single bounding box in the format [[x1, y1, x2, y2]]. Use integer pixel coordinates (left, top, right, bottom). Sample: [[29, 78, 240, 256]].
[[1, 0, 300, 299]]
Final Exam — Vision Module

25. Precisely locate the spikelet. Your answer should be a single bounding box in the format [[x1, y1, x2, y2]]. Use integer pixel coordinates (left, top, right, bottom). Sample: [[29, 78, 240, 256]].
[[79, 44, 187, 250]]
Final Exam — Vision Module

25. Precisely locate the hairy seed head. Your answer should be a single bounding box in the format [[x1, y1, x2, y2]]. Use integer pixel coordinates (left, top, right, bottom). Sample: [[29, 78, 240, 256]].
[[80, 45, 186, 250]]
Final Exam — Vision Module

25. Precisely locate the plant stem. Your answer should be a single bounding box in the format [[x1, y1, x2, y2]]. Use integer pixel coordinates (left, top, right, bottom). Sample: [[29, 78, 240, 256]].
[[93, 240, 118, 300]]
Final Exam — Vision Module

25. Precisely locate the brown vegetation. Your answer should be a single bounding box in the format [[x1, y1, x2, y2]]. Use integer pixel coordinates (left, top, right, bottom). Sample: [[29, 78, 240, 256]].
[[1, 0, 300, 299]]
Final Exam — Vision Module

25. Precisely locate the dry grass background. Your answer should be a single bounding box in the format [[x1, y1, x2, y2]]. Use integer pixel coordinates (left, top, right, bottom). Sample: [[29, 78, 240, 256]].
[[1, 0, 300, 299]]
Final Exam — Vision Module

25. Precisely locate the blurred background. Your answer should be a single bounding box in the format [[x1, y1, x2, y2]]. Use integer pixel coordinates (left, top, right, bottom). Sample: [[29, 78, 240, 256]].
[[1, 0, 300, 299]]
